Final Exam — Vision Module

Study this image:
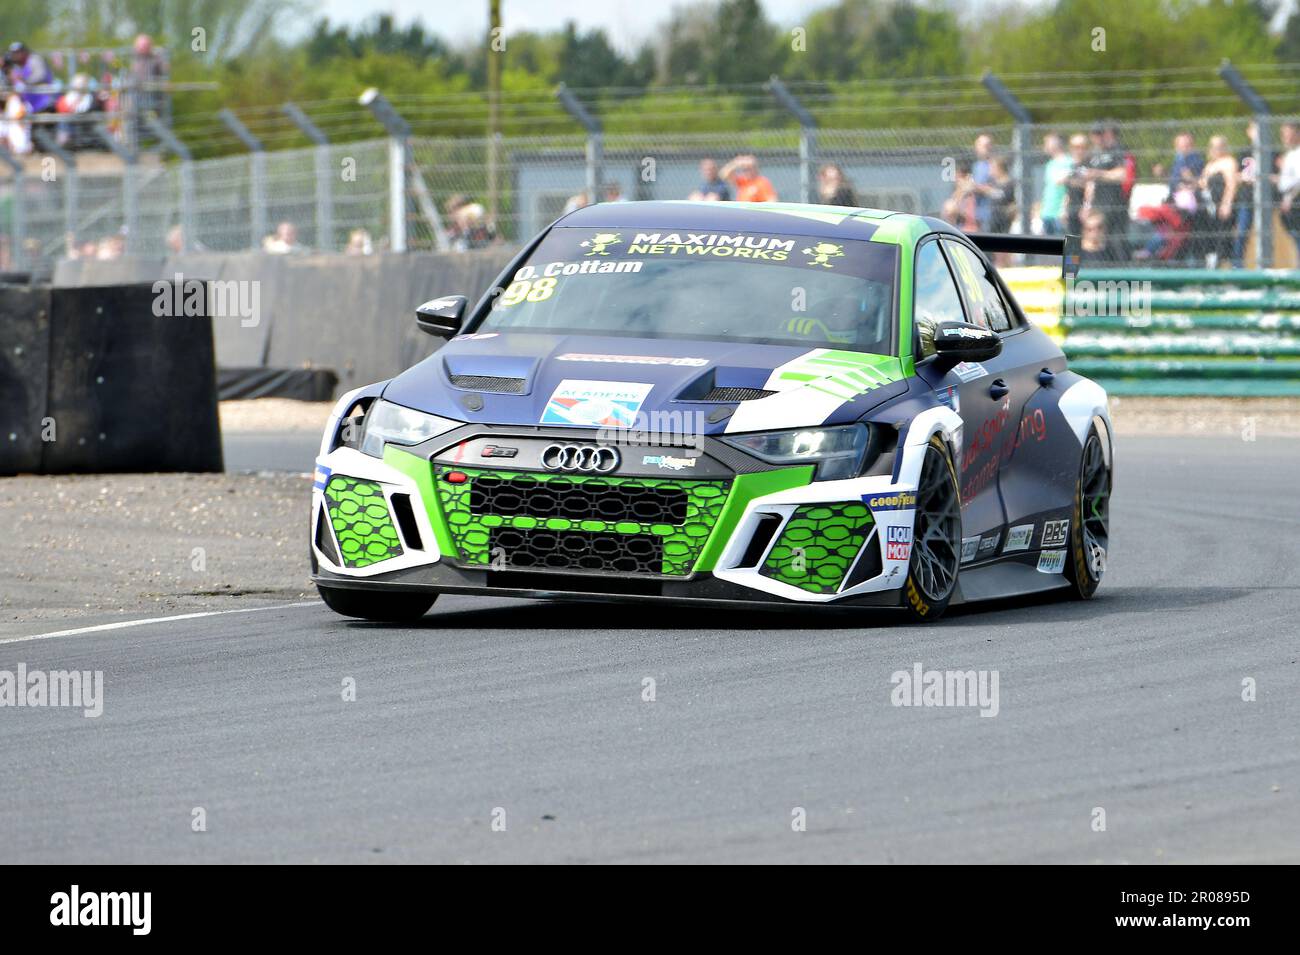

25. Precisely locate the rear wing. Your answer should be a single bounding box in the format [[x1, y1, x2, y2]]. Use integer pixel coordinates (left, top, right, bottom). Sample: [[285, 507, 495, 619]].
[[964, 232, 1082, 279]]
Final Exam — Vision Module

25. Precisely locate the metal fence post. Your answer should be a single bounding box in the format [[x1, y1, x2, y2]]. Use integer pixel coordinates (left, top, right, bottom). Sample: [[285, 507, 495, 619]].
[[283, 102, 334, 252], [557, 84, 602, 205], [94, 124, 138, 253], [768, 77, 817, 203], [219, 108, 266, 250], [982, 72, 1032, 235], [145, 116, 194, 253], [32, 130, 78, 254], [0, 152, 23, 271], [1220, 61, 1273, 269], [360, 89, 411, 253]]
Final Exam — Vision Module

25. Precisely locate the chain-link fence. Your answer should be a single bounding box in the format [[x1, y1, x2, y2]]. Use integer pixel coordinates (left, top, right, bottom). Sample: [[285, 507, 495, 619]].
[[4, 114, 1298, 278]]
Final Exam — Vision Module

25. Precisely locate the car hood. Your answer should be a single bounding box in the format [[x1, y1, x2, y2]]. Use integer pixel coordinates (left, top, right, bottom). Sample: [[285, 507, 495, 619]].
[[381, 332, 908, 435]]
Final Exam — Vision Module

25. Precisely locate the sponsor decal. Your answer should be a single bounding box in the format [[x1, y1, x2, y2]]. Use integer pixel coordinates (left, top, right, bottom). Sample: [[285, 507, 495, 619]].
[[580, 232, 622, 255], [886, 525, 912, 561], [802, 241, 845, 268], [313, 464, 332, 491], [627, 232, 797, 262], [480, 444, 518, 459], [642, 453, 698, 471], [952, 361, 988, 383], [939, 325, 990, 341], [1004, 523, 1034, 551], [557, 353, 707, 367], [961, 536, 980, 563], [776, 349, 900, 401], [1042, 519, 1070, 548], [934, 384, 960, 413], [863, 491, 917, 511], [1037, 549, 1067, 574], [540, 380, 654, 428], [977, 532, 1000, 557]]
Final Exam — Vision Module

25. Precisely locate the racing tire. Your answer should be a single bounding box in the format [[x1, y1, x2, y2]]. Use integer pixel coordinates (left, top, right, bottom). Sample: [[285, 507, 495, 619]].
[[901, 435, 962, 622], [1066, 424, 1111, 600], [317, 585, 437, 621]]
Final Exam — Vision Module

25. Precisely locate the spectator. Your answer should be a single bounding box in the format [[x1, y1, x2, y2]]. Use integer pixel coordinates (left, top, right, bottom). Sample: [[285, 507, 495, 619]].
[[1167, 131, 1204, 194], [562, 191, 588, 215], [689, 158, 731, 201], [55, 73, 104, 150], [1199, 135, 1240, 267], [1274, 122, 1300, 256], [817, 163, 857, 206], [96, 233, 125, 260], [444, 195, 497, 250], [985, 155, 1016, 235], [1080, 210, 1121, 265], [1063, 133, 1090, 237], [970, 132, 994, 229], [1083, 122, 1132, 260], [1233, 121, 1259, 268], [1039, 133, 1072, 236], [603, 182, 627, 203], [719, 154, 777, 202], [1133, 200, 1190, 263], [345, 228, 373, 256], [5, 43, 57, 115], [941, 159, 979, 231], [262, 221, 303, 255]]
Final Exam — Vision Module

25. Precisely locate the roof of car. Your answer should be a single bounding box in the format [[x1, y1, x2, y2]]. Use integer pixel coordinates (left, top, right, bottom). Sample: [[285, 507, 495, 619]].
[[556, 200, 936, 240]]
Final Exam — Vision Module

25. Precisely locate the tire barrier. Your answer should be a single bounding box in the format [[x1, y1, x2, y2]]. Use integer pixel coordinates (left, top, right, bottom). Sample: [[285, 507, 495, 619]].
[[53, 248, 518, 398], [0, 282, 222, 475], [1002, 267, 1300, 397]]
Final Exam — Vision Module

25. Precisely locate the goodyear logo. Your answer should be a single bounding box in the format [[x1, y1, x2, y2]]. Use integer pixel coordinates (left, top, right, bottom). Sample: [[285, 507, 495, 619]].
[[863, 491, 917, 511]]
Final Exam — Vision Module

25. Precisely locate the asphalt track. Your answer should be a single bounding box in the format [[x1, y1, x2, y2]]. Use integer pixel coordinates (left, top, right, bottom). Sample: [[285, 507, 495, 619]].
[[2, 436, 1298, 863]]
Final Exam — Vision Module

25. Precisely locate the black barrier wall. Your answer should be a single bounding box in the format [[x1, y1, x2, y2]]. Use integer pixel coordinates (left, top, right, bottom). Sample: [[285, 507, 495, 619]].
[[52, 248, 519, 396], [0, 283, 223, 475]]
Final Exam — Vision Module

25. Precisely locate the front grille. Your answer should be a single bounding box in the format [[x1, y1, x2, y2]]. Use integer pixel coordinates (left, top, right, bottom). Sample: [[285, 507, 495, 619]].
[[448, 374, 526, 394], [491, 527, 663, 574], [760, 502, 874, 594], [701, 386, 776, 402], [436, 466, 729, 577], [323, 476, 404, 569], [471, 473, 687, 524]]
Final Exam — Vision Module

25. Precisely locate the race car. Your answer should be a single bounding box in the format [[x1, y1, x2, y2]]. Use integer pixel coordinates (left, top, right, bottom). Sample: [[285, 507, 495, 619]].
[[310, 201, 1112, 622]]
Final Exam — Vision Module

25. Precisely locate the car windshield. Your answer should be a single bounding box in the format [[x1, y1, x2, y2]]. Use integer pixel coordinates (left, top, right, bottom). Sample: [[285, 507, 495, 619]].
[[477, 226, 897, 353]]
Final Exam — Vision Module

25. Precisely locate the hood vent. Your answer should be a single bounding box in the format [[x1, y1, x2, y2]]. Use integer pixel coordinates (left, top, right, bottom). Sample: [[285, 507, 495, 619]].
[[700, 386, 775, 402], [449, 374, 526, 395]]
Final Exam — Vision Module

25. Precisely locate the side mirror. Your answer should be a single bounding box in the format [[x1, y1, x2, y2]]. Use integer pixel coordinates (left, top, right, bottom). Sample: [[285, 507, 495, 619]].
[[933, 321, 1002, 366], [416, 295, 468, 338]]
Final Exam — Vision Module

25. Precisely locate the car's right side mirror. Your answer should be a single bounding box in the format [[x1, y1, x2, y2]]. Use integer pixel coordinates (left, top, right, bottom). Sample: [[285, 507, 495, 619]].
[[932, 321, 1002, 367], [415, 295, 468, 337]]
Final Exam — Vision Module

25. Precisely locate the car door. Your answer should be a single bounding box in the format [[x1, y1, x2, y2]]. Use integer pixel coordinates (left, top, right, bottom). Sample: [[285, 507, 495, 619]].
[[911, 237, 1001, 557], [941, 239, 1064, 559]]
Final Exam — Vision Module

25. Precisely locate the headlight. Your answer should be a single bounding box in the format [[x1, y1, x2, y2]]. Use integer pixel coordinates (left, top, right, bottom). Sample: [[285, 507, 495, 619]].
[[721, 423, 871, 481], [359, 400, 461, 457]]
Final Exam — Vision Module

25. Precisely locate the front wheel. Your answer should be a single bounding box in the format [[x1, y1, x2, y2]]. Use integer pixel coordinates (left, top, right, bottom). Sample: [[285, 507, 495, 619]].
[[1066, 425, 1111, 599], [901, 435, 962, 622], [317, 584, 437, 621]]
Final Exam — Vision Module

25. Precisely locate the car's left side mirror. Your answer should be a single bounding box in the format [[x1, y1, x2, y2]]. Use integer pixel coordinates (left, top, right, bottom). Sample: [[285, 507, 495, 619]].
[[415, 295, 468, 337], [932, 321, 1002, 366]]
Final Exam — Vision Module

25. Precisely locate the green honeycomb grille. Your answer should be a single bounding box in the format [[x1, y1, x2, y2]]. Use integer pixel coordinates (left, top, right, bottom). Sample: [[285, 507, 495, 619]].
[[436, 467, 729, 576], [760, 502, 874, 594], [323, 476, 404, 568]]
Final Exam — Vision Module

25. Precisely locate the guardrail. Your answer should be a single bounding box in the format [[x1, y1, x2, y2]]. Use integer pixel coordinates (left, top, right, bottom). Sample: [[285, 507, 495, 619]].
[[1002, 267, 1300, 397]]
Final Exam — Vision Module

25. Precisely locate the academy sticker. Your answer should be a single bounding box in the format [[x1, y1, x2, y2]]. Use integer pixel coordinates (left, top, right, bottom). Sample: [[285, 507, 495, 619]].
[[1004, 523, 1034, 551], [1041, 519, 1070, 548], [541, 379, 654, 428], [961, 536, 980, 563], [1037, 549, 1067, 574], [952, 362, 988, 383]]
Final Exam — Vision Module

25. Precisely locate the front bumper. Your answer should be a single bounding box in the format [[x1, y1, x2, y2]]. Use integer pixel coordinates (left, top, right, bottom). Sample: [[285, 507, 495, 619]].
[[310, 424, 937, 607]]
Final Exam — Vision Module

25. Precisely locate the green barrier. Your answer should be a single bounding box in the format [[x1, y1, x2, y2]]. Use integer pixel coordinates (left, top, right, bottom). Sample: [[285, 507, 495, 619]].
[[1062, 313, 1300, 332], [1065, 338, 1300, 357]]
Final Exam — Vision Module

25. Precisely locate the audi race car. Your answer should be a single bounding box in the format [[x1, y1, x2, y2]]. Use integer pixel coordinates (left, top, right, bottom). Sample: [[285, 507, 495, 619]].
[[310, 201, 1112, 622]]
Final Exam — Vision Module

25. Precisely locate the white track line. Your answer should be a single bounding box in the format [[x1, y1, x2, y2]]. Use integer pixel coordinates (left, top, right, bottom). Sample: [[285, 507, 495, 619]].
[[0, 602, 319, 645]]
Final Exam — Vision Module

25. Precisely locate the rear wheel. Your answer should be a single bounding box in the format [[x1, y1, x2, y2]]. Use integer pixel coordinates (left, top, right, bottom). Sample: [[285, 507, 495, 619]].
[[317, 585, 437, 621], [1066, 426, 1111, 599], [901, 435, 962, 622]]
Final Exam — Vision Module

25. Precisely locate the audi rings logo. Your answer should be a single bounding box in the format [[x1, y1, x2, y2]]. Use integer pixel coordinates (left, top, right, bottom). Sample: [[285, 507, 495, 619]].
[[541, 443, 620, 473]]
